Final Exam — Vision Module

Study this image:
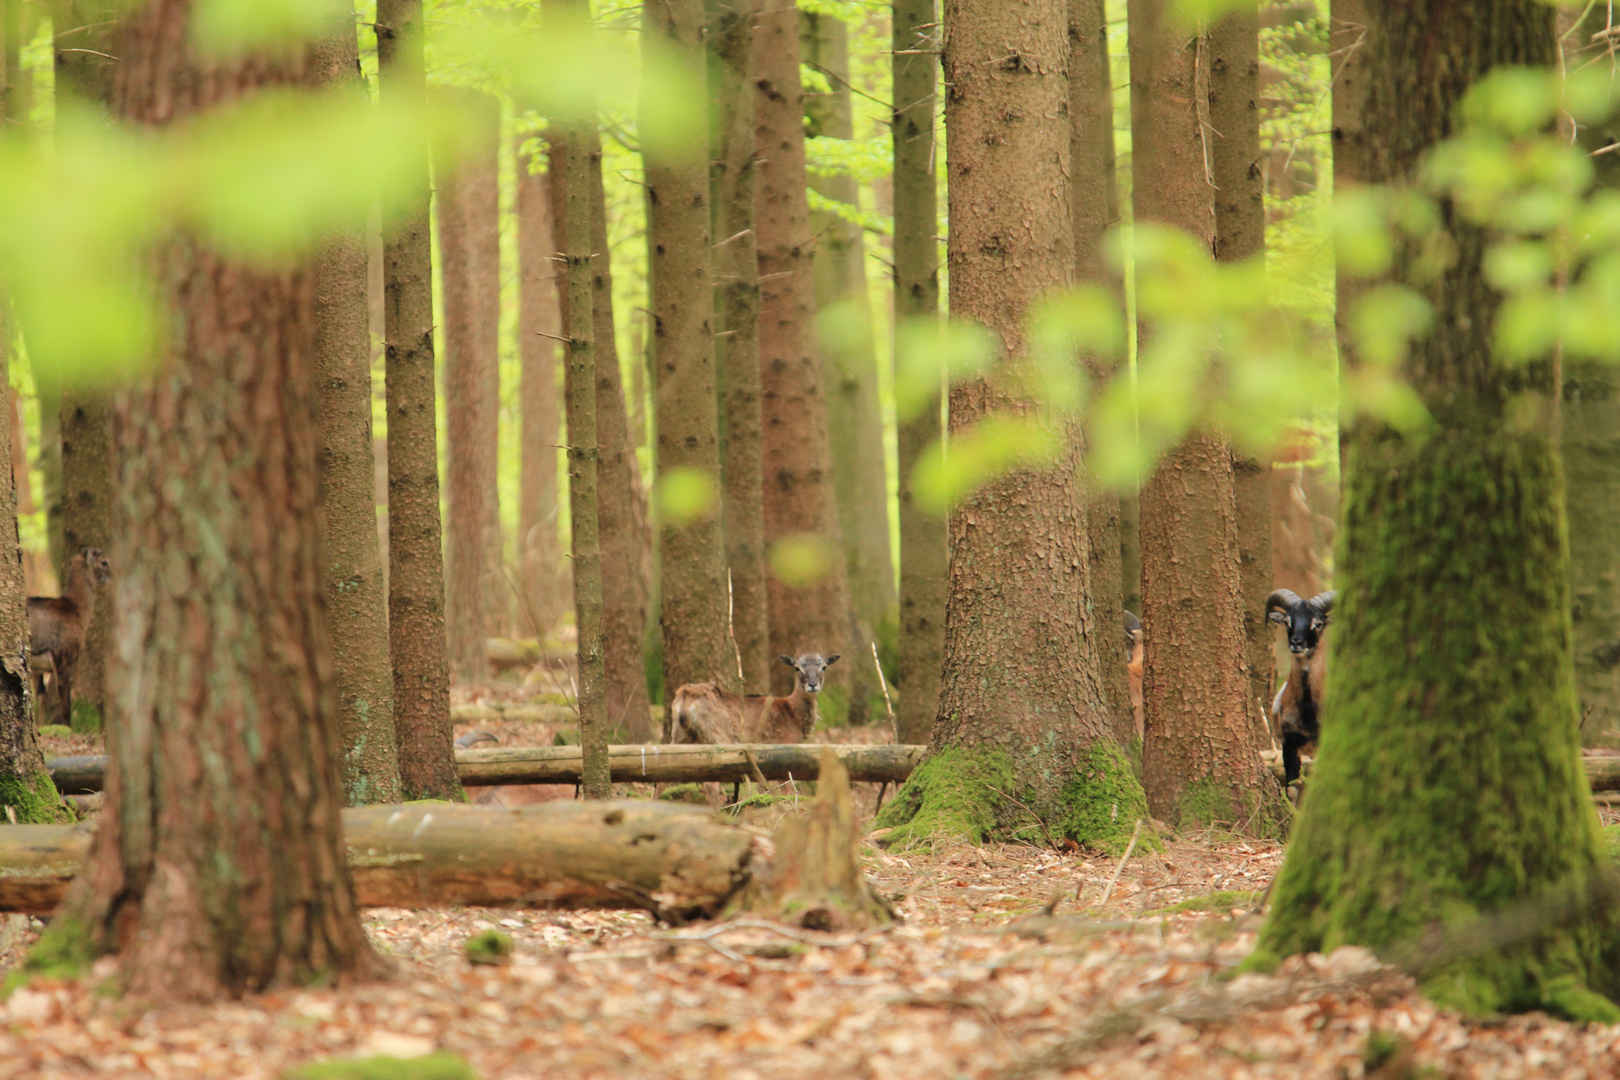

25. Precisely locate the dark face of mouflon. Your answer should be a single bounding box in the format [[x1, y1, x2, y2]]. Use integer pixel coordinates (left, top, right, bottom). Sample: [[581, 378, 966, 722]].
[[1265, 589, 1335, 658], [779, 652, 840, 693]]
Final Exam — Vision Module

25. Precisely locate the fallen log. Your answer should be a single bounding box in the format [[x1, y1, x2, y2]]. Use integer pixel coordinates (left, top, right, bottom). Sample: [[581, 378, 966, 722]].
[[46, 743, 928, 794], [0, 801, 764, 918], [1258, 750, 1620, 793]]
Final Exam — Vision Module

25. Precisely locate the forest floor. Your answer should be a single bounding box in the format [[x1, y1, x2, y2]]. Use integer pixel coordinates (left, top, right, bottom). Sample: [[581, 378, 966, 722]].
[[4, 795, 1620, 1079]]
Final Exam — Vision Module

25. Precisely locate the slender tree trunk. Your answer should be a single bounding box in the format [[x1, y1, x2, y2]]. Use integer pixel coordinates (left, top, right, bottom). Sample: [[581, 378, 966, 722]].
[[708, 0, 771, 694], [439, 90, 501, 687], [1561, 6, 1620, 745], [645, 0, 741, 701], [1129, 0, 1284, 833], [891, 0, 944, 744], [1209, 2, 1273, 743], [48, 0, 383, 998], [1070, 0, 1134, 748], [1255, 0, 1620, 1021], [516, 144, 568, 634], [875, 0, 1147, 851], [753, 0, 853, 706], [556, 97, 610, 799], [548, 128, 654, 742], [37, 390, 61, 574], [803, 11, 892, 725], [376, 0, 459, 800], [312, 9, 400, 805]]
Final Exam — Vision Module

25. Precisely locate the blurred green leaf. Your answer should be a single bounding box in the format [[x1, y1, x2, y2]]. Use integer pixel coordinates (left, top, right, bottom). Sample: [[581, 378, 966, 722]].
[[912, 415, 1060, 513], [1348, 285, 1432, 368], [1334, 188, 1395, 276], [892, 316, 997, 422], [1459, 67, 1558, 136], [1495, 287, 1560, 364], [1484, 239, 1554, 293], [191, 0, 332, 58], [655, 467, 718, 526], [769, 534, 835, 587]]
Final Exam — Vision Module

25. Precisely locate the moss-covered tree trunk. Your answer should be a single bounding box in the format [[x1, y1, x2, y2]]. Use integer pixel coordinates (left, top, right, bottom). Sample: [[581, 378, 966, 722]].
[[439, 90, 501, 686], [753, 0, 854, 706], [645, 0, 741, 703], [891, 0, 945, 744], [45, 0, 384, 998], [803, 10, 891, 725], [708, 0, 771, 694], [1562, 5, 1620, 745], [312, 5, 401, 805], [548, 127, 654, 742], [1253, 0, 1620, 1021], [376, 0, 460, 800], [875, 0, 1147, 852], [516, 143, 568, 633], [1209, 3, 1273, 736], [1070, 0, 1133, 748], [1129, 0, 1285, 834]]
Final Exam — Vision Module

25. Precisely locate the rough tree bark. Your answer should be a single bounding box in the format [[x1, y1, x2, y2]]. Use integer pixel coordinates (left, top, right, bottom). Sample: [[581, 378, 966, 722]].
[[891, 0, 945, 744], [803, 10, 894, 718], [645, 0, 741, 700], [1562, 5, 1620, 745], [708, 0, 771, 693], [39, 0, 384, 999], [312, 7, 400, 805], [753, 0, 854, 708], [1209, 1, 1274, 742], [1253, 0, 1620, 1020], [1129, 0, 1285, 834], [376, 0, 459, 800], [874, 0, 1147, 852], [439, 90, 501, 686], [1070, 0, 1133, 748], [516, 143, 568, 634], [548, 128, 654, 742]]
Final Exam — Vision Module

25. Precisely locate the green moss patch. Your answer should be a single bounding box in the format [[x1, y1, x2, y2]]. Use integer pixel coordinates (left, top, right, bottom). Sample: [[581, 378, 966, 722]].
[[0, 768, 72, 824], [1059, 741, 1155, 855], [69, 700, 101, 735], [280, 1053, 475, 1080], [5, 914, 94, 997], [464, 930, 512, 966], [659, 783, 708, 805], [1144, 889, 1261, 916], [872, 746, 1012, 851]]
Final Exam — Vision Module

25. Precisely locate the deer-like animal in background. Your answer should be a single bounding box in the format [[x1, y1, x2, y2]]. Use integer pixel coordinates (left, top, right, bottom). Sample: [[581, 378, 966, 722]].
[[1123, 610, 1144, 740], [1266, 588, 1335, 787], [29, 547, 112, 726], [670, 652, 841, 745]]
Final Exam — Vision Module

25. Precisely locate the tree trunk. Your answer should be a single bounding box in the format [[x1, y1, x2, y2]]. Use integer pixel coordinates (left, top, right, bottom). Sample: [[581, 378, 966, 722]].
[[1254, 0, 1620, 1021], [57, 389, 112, 732], [548, 128, 654, 743], [1070, 0, 1133, 748], [312, 9, 401, 806], [1130, 0, 1285, 834], [709, 0, 771, 694], [875, 0, 1146, 852], [891, 0, 945, 745], [803, 10, 893, 725], [45, 0, 383, 1000], [439, 90, 501, 687], [1209, 2, 1274, 744], [376, 0, 459, 800], [1562, 6, 1620, 746], [37, 389, 62, 574], [753, 0, 854, 709], [516, 143, 568, 635], [645, 0, 741, 703]]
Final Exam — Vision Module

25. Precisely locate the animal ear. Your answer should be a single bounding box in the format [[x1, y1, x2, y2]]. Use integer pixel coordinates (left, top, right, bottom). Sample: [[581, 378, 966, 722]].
[[825, 654, 840, 666], [779, 655, 795, 668], [1267, 609, 1288, 625]]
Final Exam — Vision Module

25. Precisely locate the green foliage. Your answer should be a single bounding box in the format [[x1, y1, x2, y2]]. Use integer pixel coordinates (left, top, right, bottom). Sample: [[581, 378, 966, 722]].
[[36, 724, 72, 740], [6, 915, 93, 996], [463, 929, 513, 966], [280, 1054, 476, 1080]]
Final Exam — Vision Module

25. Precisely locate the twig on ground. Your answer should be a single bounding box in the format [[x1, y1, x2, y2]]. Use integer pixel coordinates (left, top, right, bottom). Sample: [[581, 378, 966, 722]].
[[1097, 819, 1144, 907]]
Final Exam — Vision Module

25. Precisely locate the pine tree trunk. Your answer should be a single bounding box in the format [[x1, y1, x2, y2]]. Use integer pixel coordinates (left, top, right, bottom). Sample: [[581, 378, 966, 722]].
[[376, 0, 459, 800], [1562, 5, 1620, 745], [557, 111, 610, 799], [1209, 2, 1274, 743], [708, 0, 771, 694], [645, 0, 741, 701], [1255, 0, 1620, 1020], [516, 145, 568, 634], [891, 0, 945, 744], [50, 0, 383, 997], [754, 0, 853, 705], [1129, 0, 1284, 833], [312, 8, 400, 806], [803, 10, 892, 725], [875, 0, 1147, 851], [439, 91, 501, 687], [1070, 0, 1134, 748], [548, 128, 654, 742]]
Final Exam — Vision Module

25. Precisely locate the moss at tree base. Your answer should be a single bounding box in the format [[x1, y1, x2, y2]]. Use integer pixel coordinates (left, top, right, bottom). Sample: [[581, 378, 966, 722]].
[[0, 768, 71, 824], [1171, 775, 1290, 841], [5, 914, 94, 997], [874, 742, 1150, 854]]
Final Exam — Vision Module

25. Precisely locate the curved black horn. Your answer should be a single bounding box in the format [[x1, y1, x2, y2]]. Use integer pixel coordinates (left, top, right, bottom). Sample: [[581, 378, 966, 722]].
[[1310, 590, 1336, 614], [1265, 588, 1303, 614]]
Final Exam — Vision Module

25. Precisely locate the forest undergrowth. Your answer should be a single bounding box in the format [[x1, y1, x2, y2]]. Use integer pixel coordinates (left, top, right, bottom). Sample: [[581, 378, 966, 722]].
[[2, 790, 1619, 1079]]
